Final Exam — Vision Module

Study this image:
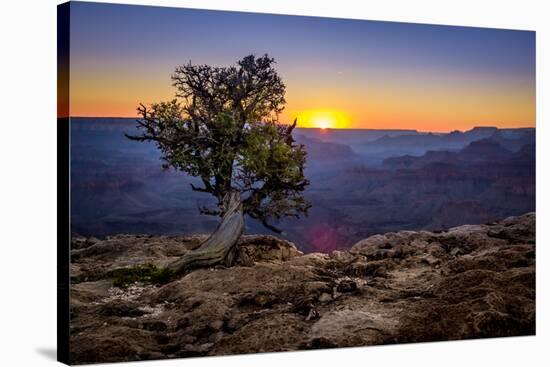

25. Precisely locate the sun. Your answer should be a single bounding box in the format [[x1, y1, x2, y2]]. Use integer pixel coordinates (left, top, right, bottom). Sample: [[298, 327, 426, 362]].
[[292, 110, 351, 129], [316, 118, 332, 130]]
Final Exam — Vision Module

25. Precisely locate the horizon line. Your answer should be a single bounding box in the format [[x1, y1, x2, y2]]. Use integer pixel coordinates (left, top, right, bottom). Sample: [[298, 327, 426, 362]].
[[64, 116, 535, 133]]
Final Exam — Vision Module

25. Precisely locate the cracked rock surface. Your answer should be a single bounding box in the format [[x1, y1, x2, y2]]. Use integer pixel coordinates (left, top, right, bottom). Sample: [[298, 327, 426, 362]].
[[70, 214, 535, 364]]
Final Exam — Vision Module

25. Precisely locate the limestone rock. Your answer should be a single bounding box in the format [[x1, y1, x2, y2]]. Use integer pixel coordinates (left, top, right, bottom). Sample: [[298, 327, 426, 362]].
[[70, 213, 536, 364]]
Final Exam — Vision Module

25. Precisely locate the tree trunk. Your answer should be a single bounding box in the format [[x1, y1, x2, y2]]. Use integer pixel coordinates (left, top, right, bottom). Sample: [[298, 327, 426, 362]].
[[167, 191, 244, 274]]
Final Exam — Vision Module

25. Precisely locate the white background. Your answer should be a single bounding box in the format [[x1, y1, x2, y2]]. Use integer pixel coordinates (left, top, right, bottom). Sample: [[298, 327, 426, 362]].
[[0, 0, 548, 365]]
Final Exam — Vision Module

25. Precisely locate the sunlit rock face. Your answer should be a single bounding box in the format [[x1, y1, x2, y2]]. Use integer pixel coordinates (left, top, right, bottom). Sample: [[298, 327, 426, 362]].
[[70, 213, 535, 364]]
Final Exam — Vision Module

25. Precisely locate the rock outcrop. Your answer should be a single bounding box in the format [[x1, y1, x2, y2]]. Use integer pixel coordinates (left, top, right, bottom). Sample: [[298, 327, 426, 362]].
[[70, 213, 535, 364]]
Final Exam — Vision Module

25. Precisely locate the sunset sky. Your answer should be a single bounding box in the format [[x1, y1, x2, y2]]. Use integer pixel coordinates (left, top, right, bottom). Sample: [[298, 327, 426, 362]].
[[68, 2, 535, 132]]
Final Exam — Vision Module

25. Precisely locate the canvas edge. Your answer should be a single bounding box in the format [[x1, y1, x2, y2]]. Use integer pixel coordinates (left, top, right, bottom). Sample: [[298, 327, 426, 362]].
[[57, 1, 71, 365]]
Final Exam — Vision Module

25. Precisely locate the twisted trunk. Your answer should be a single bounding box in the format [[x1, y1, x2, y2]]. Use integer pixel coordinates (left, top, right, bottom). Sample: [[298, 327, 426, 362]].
[[167, 191, 244, 274]]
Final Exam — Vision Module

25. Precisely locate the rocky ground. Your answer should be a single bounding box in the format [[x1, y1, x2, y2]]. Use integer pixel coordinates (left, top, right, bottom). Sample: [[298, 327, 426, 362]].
[[69, 213, 535, 364]]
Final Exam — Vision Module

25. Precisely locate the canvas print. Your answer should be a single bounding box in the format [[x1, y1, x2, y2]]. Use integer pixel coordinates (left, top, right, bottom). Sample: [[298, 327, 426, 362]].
[[57, 1, 536, 365]]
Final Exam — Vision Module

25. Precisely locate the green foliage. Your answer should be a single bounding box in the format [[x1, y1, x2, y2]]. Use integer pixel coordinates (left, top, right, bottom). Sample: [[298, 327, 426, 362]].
[[127, 54, 311, 232], [107, 264, 175, 288], [238, 121, 310, 230]]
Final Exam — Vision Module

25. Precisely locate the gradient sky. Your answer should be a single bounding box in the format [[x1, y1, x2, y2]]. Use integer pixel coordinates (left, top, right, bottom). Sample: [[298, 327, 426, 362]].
[[68, 2, 535, 131]]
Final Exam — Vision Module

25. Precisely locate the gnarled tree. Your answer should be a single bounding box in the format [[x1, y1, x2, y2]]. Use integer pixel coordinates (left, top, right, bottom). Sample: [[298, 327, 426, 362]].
[[127, 55, 310, 274]]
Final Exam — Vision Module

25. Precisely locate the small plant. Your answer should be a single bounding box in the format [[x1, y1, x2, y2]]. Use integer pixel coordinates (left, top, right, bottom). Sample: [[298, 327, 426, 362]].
[[107, 264, 176, 288]]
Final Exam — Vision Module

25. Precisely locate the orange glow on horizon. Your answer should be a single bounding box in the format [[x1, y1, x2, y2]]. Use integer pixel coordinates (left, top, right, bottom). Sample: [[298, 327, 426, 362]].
[[69, 69, 535, 133]]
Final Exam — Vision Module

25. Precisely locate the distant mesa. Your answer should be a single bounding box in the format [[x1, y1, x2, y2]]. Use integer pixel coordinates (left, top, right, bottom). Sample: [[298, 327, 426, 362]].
[[294, 135, 359, 161], [70, 118, 535, 251]]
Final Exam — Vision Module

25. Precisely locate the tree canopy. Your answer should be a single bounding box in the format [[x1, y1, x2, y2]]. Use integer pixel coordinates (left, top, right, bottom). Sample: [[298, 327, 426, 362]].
[[127, 54, 310, 233]]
